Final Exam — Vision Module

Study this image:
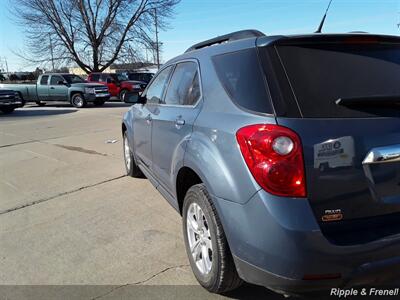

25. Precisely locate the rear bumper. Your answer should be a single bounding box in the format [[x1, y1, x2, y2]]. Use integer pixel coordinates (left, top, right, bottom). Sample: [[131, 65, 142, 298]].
[[234, 254, 400, 296], [212, 190, 400, 294]]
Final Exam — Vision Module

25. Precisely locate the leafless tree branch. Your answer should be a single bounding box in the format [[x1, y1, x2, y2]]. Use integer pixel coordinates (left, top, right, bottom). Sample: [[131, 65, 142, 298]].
[[11, 0, 179, 73]]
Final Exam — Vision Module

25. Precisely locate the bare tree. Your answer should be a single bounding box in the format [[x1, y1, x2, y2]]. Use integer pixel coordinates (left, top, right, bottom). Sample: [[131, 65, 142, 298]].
[[12, 0, 179, 73]]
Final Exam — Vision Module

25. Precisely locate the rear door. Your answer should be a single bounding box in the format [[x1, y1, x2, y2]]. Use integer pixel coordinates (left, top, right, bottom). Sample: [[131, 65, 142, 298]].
[[262, 38, 400, 242], [48, 75, 68, 101], [132, 65, 173, 169], [37, 75, 49, 100], [151, 61, 202, 195]]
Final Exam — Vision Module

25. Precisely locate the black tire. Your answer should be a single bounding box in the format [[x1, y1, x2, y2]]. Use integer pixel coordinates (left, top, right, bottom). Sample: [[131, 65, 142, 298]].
[[71, 93, 87, 108], [119, 89, 128, 103], [182, 184, 243, 293], [36, 101, 46, 106], [17, 93, 26, 108], [93, 99, 105, 106], [123, 132, 144, 178], [1, 107, 15, 114]]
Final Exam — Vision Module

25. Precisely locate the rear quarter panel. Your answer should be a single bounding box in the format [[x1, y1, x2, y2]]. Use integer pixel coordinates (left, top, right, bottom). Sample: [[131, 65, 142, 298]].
[[0, 83, 38, 101], [183, 49, 277, 204]]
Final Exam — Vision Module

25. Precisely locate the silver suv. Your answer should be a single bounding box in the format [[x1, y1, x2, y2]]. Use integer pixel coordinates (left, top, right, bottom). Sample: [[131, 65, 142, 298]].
[[122, 30, 400, 296]]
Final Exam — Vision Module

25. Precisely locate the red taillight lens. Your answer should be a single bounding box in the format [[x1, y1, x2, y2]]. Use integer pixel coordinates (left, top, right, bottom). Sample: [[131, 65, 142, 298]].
[[236, 124, 306, 197]]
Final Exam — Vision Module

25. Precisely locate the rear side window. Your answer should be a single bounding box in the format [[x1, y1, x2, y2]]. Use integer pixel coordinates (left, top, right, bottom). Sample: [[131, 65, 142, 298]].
[[91, 74, 100, 81], [212, 48, 273, 114], [145, 66, 173, 103], [274, 43, 400, 118], [50, 75, 63, 85], [40, 75, 49, 85], [164, 62, 201, 106]]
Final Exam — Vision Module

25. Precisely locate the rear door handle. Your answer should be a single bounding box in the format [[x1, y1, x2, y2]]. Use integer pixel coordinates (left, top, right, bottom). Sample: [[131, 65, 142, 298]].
[[145, 114, 152, 123], [175, 119, 185, 126], [363, 144, 400, 164], [50, 87, 55, 89]]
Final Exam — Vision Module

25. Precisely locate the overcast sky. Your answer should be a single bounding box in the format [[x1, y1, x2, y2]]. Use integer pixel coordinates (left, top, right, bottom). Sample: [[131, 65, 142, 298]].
[[0, 0, 399, 72]]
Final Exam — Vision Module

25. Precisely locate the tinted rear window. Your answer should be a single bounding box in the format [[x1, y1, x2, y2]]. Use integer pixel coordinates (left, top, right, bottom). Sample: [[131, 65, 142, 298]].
[[164, 62, 200, 106], [128, 73, 154, 83], [91, 74, 100, 81], [275, 43, 400, 118], [40, 75, 49, 85], [212, 48, 273, 114]]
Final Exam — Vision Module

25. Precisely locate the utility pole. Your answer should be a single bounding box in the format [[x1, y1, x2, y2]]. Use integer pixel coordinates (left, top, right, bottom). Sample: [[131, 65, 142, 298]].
[[154, 8, 160, 69], [3, 57, 9, 74], [49, 33, 55, 71], [145, 47, 153, 63]]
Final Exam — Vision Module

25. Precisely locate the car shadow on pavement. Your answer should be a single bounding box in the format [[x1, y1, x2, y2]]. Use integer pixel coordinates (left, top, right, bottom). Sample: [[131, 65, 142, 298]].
[[24, 102, 132, 109], [1, 108, 77, 117]]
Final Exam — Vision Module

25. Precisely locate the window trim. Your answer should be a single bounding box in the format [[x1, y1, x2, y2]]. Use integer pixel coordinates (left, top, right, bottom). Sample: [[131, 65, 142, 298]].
[[142, 65, 174, 105], [148, 59, 203, 108], [40, 75, 49, 86]]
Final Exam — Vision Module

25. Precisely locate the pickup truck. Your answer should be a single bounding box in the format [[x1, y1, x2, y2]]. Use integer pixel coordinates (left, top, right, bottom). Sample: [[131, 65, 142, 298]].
[[0, 89, 24, 114], [0, 73, 110, 108], [87, 73, 146, 102]]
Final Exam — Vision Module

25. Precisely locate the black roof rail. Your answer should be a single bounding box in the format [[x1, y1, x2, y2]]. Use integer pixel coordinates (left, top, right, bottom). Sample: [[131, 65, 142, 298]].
[[185, 29, 265, 53], [348, 31, 369, 33]]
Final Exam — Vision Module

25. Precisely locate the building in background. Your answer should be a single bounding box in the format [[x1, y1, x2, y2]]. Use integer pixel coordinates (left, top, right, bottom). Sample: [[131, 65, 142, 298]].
[[69, 62, 158, 76]]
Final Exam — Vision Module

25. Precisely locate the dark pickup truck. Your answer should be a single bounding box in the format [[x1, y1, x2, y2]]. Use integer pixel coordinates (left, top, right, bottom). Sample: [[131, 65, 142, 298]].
[[0, 89, 24, 114], [0, 73, 110, 108]]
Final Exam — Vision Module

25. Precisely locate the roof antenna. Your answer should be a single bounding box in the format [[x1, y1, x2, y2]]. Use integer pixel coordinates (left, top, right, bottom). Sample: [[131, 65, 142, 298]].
[[315, 0, 333, 33]]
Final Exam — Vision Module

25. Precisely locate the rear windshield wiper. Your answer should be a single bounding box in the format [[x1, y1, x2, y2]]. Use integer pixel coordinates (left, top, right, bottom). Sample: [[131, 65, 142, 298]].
[[335, 95, 400, 107]]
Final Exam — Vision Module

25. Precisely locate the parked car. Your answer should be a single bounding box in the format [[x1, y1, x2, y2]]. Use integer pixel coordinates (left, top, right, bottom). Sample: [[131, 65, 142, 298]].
[[0, 73, 110, 108], [121, 30, 400, 296], [126, 72, 154, 84], [0, 89, 24, 114], [87, 73, 146, 102]]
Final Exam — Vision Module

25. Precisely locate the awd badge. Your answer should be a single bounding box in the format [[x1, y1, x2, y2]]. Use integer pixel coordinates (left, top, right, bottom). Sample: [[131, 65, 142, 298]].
[[322, 209, 343, 222]]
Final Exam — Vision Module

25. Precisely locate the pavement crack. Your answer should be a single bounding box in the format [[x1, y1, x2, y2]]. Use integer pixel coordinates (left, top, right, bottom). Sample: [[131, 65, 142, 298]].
[[90, 264, 190, 300], [90, 285, 129, 300], [0, 129, 112, 149], [131, 264, 190, 285], [0, 175, 126, 216], [0, 140, 38, 148]]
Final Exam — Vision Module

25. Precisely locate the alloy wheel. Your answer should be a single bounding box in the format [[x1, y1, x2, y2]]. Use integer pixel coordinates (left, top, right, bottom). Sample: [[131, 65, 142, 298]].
[[120, 90, 127, 102], [123, 135, 131, 172], [186, 202, 213, 275], [73, 95, 84, 107]]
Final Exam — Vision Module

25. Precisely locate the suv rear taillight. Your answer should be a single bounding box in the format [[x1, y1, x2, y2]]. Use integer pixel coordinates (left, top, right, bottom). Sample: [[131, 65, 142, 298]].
[[236, 124, 306, 197]]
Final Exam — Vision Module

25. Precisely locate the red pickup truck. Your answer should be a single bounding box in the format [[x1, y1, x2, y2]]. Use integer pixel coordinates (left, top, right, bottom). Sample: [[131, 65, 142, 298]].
[[87, 73, 146, 102]]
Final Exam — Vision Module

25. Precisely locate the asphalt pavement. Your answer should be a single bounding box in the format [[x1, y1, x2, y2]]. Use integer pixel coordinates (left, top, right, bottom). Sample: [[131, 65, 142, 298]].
[[0, 103, 279, 300]]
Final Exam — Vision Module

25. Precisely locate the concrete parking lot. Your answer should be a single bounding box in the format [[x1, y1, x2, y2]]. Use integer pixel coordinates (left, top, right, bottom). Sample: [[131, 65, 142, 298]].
[[0, 103, 278, 299]]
